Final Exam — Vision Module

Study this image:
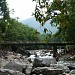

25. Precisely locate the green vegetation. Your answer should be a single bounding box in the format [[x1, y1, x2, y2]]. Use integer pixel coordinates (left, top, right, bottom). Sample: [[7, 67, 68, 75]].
[[0, 0, 10, 42], [33, 0, 75, 42], [5, 18, 40, 42], [0, 0, 75, 44], [0, 0, 60, 43], [0, 0, 40, 43]]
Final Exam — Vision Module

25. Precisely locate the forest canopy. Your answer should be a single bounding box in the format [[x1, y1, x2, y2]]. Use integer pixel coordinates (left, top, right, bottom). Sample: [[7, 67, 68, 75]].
[[0, 0, 75, 43], [33, 0, 75, 42], [0, 0, 41, 43]]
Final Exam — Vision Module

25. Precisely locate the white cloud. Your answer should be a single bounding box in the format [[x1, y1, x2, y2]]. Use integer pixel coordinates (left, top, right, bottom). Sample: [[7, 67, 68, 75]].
[[7, 0, 36, 20]]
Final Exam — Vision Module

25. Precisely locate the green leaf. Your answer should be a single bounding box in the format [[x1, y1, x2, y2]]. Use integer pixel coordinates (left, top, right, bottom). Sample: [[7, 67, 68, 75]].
[[44, 28, 48, 33]]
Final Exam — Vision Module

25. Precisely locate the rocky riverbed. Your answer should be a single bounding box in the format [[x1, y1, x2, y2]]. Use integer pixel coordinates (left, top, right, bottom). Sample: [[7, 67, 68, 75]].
[[0, 50, 75, 75]]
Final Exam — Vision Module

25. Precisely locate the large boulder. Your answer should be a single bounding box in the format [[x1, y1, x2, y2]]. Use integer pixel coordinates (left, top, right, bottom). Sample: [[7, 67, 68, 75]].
[[0, 69, 25, 75], [16, 47, 31, 57], [70, 69, 75, 75], [3, 61, 27, 72], [31, 67, 63, 75], [29, 55, 56, 67], [22, 63, 33, 75], [25, 66, 33, 75], [33, 57, 44, 67], [31, 67, 47, 75]]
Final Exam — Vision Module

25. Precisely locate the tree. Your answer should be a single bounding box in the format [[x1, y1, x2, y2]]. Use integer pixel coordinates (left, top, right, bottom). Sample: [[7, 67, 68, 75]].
[[5, 19, 40, 42], [0, 0, 10, 42], [0, 0, 10, 20], [33, 0, 75, 42]]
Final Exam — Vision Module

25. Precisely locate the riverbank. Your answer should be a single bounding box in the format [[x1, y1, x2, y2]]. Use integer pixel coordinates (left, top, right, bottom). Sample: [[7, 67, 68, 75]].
[[0, 50, 75, 75]]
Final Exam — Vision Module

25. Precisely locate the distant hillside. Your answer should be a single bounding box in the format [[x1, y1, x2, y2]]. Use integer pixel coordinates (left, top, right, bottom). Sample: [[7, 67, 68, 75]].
[[20, 17, 57, 34]]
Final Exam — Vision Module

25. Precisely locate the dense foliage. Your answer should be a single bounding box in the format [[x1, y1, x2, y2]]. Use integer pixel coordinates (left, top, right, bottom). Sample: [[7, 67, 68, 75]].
[[0, 0, 10, 42], [4, 19, 40, 42], [0, 0, 63, 42], [33, 0, 75, 42], [0, 0, 41, 43]]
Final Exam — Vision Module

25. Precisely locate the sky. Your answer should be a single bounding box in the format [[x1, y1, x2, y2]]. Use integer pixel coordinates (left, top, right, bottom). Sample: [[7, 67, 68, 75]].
[[7, 0, 53, 20], [7, 0, 36, 20]]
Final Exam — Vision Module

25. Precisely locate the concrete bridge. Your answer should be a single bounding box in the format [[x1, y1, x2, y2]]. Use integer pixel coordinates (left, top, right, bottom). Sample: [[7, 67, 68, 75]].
[[0, 42, 75, 57]]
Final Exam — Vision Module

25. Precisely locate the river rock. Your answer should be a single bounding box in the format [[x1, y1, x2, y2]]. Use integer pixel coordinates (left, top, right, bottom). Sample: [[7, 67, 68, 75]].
[[0, 69, 25, 75], [70, 69, 75, 75], [25, 66, 32, 75], [29, 54, 56, 67], [31, 67, 63, 75], [33, 57, 44, 67], [16, 47, 31, 57], [3, 61, 27, 72]]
